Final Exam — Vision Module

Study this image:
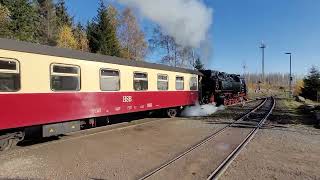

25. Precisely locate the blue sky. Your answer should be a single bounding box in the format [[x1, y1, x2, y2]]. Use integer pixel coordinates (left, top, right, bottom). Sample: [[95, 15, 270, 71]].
[[65, 0, 320, 75]]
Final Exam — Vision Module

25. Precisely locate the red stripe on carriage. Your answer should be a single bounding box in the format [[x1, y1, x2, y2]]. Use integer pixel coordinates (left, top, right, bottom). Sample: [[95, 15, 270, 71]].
[[0, 91, 198, 130]]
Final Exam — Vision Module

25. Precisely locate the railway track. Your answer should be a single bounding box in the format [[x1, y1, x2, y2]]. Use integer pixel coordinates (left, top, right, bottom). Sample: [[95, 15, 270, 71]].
[[138, 97, 275, 180], [207, 96, 275, 179]]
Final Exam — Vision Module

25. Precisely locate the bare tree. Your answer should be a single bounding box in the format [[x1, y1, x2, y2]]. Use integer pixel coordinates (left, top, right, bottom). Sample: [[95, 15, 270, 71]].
[[118, 8, 147, 60], [74, 23, 89, 52], [149, 26, 195, 68], [0, 4, 10, 37]]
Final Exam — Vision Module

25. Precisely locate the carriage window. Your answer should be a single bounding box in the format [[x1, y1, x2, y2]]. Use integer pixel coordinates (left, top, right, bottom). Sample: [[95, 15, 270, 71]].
[[176, 76, 184, 90], [51, 64, 80, 91], [157, 74, 169, 90], [0, 59, 20, 92], [53, 66, 79, 74], [134, 72, 148, 91], [100, 69, 120, 91], [190, 77, 198, 90]]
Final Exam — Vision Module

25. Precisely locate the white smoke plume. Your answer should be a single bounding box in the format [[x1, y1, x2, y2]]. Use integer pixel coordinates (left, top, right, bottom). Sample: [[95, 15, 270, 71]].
[[181, 103, 225, 117], [117, 0, 213, 48]]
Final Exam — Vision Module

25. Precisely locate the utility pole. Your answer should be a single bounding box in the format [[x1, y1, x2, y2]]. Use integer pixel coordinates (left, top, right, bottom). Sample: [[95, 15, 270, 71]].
[[260, 43, 266, 82], [285, 52, 292, 97], [242, 61, 247, 79]]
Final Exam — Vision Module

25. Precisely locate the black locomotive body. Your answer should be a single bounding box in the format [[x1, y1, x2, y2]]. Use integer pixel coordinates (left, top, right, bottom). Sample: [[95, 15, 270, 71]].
[[199, 70, 247, 105]]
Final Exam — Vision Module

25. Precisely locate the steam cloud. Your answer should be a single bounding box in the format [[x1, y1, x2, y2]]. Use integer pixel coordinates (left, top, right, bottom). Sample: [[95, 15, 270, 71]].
[[181, 103, 225, 117], [117, 0, 213, 48]]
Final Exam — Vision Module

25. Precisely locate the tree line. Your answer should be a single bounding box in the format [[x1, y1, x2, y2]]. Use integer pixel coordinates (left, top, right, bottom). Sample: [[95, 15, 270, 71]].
[[243, 66, 320, 102], [0, 0, 201, 68], [0, 0, 147, 61], [244, 73, 293, 88]]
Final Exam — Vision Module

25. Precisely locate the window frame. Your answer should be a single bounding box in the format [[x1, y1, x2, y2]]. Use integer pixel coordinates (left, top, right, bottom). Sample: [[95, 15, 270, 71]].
[[175, 75, 185, 90], [190, 76, 198, 91], [157, 73, 169, 91], [99, 68, 121, 91], [0, 57, 21, 92], [133, 71, 148, 91], [50, 63, 81, 92]]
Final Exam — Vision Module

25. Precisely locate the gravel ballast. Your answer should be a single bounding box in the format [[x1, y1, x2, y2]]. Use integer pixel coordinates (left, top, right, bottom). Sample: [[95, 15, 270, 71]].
[[221, 125, 320, 180], [0, 118, 227, 179], [221, 98, 320, 180]]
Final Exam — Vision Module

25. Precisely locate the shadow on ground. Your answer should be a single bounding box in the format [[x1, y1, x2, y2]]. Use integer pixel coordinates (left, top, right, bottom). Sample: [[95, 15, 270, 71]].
[[17, 111, 165, 148]]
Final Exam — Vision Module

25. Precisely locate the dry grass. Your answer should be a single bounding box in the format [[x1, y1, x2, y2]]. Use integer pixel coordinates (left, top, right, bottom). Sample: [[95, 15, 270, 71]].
[[283, 99, 303, 109], [247, 88, 286, 100]]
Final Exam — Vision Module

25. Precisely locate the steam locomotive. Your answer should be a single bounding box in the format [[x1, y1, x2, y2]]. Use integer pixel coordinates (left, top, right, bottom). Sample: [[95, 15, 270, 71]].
[[199, 70, 247, 106]]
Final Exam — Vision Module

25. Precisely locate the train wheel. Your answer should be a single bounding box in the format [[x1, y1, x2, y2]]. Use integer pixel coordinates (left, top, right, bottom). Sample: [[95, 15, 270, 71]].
[[166, 108, 178, 118]]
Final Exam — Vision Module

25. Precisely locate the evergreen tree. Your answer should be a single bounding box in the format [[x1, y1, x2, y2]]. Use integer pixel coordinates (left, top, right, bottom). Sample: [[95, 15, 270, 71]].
[[194, 58, 204, 70], [55, 0, 72, 27], [37, 0, 58, 45], [0, 0, 39, 42], [301, 66, 320, 101], [87, 0, 121, 56]]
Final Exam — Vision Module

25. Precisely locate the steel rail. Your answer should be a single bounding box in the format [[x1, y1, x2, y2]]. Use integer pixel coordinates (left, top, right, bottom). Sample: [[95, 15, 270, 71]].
[[207, 97, 275, 180], [138, 98, 268, 180]]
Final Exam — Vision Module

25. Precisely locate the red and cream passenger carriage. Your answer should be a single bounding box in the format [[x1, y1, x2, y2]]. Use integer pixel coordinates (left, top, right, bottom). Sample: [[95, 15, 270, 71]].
[[0, 38, 201, 150]]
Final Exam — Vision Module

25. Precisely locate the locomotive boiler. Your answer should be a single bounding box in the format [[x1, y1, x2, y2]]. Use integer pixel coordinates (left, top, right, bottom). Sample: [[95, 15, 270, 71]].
[[199, 70, 247, 105]]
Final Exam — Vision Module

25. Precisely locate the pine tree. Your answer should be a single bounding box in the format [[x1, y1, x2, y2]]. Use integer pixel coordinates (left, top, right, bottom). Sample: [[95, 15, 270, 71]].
[[194, 58, 204, 70], [74, 23, 89, 52], [87, 0, 121, 56], [37, 0, 58, 45], [301, 66, 320, 101], [57, 24, 77, 49], [0, 0, 39, 42], [118, 8, 147, 60], [55, 0, 72, 27]]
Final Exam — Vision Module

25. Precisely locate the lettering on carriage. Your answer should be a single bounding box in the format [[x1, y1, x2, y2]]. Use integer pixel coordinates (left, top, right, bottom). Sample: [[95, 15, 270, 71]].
[[123, 96, 133, 103], [91, 108, 102, 114], [147, 103, 153, 108]]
